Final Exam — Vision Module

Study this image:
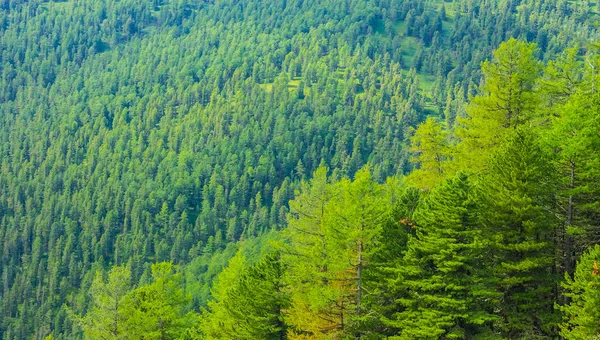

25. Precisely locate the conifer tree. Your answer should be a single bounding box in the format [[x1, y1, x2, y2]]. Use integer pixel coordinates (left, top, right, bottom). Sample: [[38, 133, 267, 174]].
[[284, 167, 396, 338], [127, 262, 194, 340], [224, 252, 289, 339], [408, 117, 452, 190], [80, 266, 133, 340], [283, 168, 345, 338], [386, 174, 498, 339], [480, 128, 558, 337], [363, 187, 418, 338], [199, 251, 289, 339], [559, 244, 600, 340], [330, 168, 396, 337], [199, 253, 246, 339], [456, 39, 541, 174], [545, 91, 600, 274]]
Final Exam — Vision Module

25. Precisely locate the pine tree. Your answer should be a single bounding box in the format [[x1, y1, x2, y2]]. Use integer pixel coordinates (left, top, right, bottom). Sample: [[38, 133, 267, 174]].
[[283, 167, 397, 338], [331, 167, 396, 337], [199, 251, 289, 339], [199, 252, 246, 339], [386, 174, 498, 339], [481, 128, 559, 337], [456, 39, 541, 174], [223, 252, 289, 339], [79, 266, 133, 340], [545, 91, 600, 275], [127, 262, 194, 340], [365, 187, 418, 338], [283, 168, 349, 338], [408, 117, 452, 190], [541, 46, 583, 104], [559, 244, 600, 339]]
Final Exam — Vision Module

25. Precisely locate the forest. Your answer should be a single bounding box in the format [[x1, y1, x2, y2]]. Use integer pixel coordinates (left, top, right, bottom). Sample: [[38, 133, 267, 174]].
[[0, 0, 599, 339]]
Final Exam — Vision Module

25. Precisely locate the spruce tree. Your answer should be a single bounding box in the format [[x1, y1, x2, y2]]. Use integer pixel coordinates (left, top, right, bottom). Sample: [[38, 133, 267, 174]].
[[386, 174, 498, 339], [199, 253, 246, 339], [127, 262, 194, 340], [545, 91, 600, 274], [559, 244, 600, 339], [456, 39, 541, 174], [283, 168, 345, 338], [283, 167, 398, 338], [224, 252, 289, 339], [481, 128, 558, 337], [366, 187, 418, 338], [199, 252, 289, 340]]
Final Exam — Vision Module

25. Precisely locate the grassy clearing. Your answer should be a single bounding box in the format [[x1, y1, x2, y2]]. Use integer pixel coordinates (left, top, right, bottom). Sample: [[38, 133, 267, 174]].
[[288, 78, 302, 89], [259, 83, 274, 93], [41, 0, 73, 11]]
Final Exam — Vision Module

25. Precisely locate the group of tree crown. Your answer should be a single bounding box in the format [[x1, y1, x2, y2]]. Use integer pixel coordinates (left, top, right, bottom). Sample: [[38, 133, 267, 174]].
[[0, 0, 599, 339]]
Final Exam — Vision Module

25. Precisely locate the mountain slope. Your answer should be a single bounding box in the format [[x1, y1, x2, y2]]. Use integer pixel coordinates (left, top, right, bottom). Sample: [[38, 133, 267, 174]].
[[0, 0, 598, 338]]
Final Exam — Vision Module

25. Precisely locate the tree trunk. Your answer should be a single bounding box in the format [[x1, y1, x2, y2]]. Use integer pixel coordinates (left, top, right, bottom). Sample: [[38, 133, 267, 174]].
[[565, 159, 575, 276]]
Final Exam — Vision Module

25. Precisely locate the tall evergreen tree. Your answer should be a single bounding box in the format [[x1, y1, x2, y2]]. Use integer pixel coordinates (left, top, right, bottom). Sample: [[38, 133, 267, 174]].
[[456, 39, 542, 174], [545, 91, 600, 275], [361, 187, 418, 338], [199, 252, 289, 339], [79, 266, 133, 340], [127, 263, 194, 340], [481, 128, 559, 337], [199, 252, 246, 339], [408, 117, 452, 190], [386, 174, 498, 339], [283, 167, 398, 338], [559, 244, 600, 340], [283, 168, 345, 338]]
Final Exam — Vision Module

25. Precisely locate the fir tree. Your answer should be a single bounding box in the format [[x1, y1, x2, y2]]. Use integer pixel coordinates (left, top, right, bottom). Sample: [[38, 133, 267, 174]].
[[127, 263, 194, 340], [386, 174, 498, 339], [559, 244, 600, 340], [481, 128, 559, 337], [199, 251, 289, 339]]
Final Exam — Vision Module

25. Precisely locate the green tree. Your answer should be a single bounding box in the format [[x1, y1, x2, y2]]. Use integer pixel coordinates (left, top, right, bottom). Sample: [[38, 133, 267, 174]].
[[545, 91, 600, 275], [456, 39, 542, 173], [80, 266, 133, 340], [199, 252, 246, 339], [363, 187, 418, 338], [200, 252, 289, 339], [408, 117, 452, 190], [283, 167, 399, 338], [127, 262, 193, 340], [387, 174, 498, 339], [559, 244, 600, 340], [283, 168, 347, 338], [481, 128, 558, 337]]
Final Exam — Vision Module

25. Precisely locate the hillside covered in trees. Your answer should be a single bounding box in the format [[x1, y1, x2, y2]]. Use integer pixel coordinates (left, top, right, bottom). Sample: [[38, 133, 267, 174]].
[[1, 0, 600, 339]]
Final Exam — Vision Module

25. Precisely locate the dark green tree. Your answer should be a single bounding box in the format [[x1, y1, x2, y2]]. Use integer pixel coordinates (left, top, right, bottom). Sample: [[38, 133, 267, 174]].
[[387, 174, 498, 339]]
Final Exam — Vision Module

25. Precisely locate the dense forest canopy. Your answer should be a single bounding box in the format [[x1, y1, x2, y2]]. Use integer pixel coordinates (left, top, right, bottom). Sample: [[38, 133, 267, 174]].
[[1, 0, 600, 339]]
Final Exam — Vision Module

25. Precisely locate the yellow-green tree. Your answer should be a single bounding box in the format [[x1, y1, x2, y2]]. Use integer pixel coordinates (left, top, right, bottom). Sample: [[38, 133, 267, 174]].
[[386, 174, 498, 339], [283, 168, 345, 339], [560, 244, 600, 340], [80, 266, 133, 340], [480, 128, 558, 337], [283, 167, 397, 338], [199, 251, 289, 339], [198, 252, 246, 339], [407, 117, 452, 190], [127, 263, 194, 340], [455, 38, 542, 173]]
